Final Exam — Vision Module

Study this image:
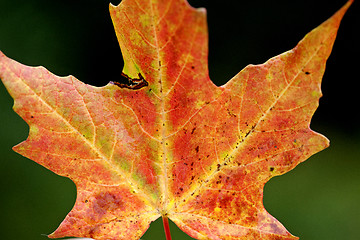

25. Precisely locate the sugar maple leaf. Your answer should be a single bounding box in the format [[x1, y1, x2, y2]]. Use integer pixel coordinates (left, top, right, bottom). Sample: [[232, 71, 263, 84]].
[[0, 0, 352, 239]]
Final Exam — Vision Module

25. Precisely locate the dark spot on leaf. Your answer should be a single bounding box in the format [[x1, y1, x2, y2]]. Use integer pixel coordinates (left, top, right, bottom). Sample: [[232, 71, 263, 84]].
[[305, 71, 310, 75], [111, 72, 148, 90], [195, 146, 199, 153], [270, 167, 275, 172], [191, 127, 196, 134], [227, 109, 236, 117]]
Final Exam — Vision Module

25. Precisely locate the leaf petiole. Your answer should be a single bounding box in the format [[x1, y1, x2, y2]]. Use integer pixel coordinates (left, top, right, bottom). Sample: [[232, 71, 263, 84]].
[[162, 215, 172, 240]]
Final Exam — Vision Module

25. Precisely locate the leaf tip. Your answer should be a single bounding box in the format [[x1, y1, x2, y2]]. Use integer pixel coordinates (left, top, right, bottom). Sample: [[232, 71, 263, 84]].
[[334, 0, 354, 20]]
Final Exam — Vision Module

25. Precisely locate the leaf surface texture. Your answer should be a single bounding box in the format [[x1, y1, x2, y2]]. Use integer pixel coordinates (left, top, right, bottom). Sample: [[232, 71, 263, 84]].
[[0, 0, 353, 239]]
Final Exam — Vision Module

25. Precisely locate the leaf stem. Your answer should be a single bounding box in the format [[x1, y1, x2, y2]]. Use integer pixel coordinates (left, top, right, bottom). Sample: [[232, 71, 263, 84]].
[[162, 215, 172, 240]]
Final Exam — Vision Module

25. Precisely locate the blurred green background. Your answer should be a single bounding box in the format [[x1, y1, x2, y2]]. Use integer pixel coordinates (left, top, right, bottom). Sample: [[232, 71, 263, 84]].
[[0, 0, 359, 239]]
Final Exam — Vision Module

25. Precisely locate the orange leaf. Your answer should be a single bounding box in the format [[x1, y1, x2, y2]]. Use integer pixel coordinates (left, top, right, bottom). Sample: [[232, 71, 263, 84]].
[[0, 0, 353, 239]]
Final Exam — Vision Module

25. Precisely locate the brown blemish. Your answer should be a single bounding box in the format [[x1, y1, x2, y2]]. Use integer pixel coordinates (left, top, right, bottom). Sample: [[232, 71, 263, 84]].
[[195, 146, 199, 153], [111, 72, 148, 90], [92, 192, 124, 219]]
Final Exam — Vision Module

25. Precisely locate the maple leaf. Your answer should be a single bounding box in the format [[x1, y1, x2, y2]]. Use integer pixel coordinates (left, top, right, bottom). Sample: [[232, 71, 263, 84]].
[[0, 0, 352, 239]]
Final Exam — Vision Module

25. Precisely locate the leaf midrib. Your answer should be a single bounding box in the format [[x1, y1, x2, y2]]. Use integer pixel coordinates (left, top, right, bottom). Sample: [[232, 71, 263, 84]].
[[149, 0, 169, 214]]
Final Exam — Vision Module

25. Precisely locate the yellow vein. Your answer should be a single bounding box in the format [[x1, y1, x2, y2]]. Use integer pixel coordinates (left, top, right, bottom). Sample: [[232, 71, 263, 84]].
[[10, 67, 157, 208], [119, 100, 160, 142], [172, 35, 327, 211]]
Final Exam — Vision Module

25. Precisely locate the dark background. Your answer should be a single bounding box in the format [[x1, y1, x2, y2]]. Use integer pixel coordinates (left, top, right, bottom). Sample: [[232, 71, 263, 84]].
[[0, 0, 359, 239]]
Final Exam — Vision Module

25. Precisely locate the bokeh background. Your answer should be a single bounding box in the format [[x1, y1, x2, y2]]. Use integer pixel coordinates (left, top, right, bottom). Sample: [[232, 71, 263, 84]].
[[0, 0, 359, 239]]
